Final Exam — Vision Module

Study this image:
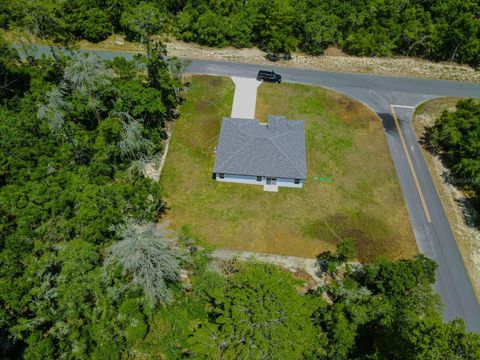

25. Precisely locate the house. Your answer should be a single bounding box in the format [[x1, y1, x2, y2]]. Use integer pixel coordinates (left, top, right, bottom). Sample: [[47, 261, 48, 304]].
[[212, 115, 307, 191]]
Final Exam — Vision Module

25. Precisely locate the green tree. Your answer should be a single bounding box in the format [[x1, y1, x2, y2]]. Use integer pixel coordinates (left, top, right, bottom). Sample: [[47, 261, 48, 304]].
[[190, 262, 326, 359], [317, 238, 355, 275], [302, 10, 340, 55], [427, 98, 480, 221], [21, 0, 74, 63], [255, 0, 299, 59], [0, 36, 29, 101], [82, 8, 113, 42], [120, 1, 164, 47]]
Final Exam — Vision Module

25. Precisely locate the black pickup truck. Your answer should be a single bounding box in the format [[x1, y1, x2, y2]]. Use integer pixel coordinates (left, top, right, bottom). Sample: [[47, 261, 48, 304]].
[[256, 70, 282, 83]]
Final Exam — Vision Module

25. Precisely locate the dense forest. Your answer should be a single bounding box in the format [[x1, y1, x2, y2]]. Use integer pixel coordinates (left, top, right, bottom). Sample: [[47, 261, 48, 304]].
[[426, 99, 480, 222], [1, 0, 479, 66]]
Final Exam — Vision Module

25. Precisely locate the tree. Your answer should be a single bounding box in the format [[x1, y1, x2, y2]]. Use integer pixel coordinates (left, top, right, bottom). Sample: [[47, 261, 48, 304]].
[[120, 1, 164, 48], [0, 37, 29, 100], [37, 86, 71, 141], [189, 262, 326, 359], [105, 220, 184, 305], [107, 56, 138, 81], [120, 2, 187, 114], [427, 98, 480, 222], [302, 11, 340, 55], [256, 0, 299, 59], [38, 53, 114, 161], [430, 1, 480, 66], [317, 238, 355, 275], [21, 0, 74, 64], [82, 8, 113, 43], [62, 53, 113, 96], [116, 113, 155, 160], [114, 80, 166, 127]]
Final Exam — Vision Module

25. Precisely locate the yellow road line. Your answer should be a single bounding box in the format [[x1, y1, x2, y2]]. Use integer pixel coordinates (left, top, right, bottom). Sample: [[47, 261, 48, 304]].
[[390, 105, 432, 223]]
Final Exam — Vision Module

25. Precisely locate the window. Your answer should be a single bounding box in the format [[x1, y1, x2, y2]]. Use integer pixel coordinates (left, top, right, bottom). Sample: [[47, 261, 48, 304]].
[[219, 173, 224, 179], [257, 176, 262, 182], [294, 179, 300, 184]]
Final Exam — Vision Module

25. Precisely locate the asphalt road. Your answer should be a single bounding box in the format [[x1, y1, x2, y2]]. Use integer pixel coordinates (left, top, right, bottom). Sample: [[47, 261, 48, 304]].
[[24, 46, 480, 331]]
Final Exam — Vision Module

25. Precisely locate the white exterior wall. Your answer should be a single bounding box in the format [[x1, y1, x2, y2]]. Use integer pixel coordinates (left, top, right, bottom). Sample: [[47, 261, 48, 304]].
[[276, 177, 304, 188], [214, 174, 304, 188], [216, 174, 263, 186]]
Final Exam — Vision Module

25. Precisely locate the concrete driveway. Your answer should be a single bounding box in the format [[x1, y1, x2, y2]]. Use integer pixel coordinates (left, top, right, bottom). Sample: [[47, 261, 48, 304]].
[[230, 76, 261, 118]]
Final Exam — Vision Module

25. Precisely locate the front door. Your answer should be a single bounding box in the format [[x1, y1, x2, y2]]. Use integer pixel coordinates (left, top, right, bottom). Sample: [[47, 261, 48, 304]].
[[266, 177, 277, 185]]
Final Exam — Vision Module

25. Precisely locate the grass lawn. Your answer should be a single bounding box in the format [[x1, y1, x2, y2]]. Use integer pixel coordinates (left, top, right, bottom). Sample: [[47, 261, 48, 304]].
[[160, 75, 417, 261]]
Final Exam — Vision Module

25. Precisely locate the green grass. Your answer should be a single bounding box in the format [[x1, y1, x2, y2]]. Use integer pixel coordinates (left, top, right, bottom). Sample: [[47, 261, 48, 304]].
[[160, 76, 417, 261]]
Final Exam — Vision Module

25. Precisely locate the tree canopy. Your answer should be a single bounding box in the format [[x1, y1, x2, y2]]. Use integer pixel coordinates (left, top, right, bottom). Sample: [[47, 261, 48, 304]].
[[1, 0, 479, 66], [0, 38, 186, 358], [190, 262, 326, 359], [426, 99, 480, 222]]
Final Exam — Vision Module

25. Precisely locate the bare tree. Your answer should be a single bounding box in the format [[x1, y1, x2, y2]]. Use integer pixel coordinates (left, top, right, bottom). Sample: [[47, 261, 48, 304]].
[[37, 86, 71, 142], [62, 54, 113, 96], [62, 53, 113, 121], [115, 112, 155, 160], [104, 220, 184, 305]]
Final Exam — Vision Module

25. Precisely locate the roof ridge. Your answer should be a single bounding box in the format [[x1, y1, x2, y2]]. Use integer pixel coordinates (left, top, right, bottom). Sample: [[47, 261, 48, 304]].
[[268, 136, 305, 177], [216, 136, 256, 171]]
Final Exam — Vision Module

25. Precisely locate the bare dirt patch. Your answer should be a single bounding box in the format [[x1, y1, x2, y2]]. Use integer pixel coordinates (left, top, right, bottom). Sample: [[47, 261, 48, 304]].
[[414, 98, 480, 300]]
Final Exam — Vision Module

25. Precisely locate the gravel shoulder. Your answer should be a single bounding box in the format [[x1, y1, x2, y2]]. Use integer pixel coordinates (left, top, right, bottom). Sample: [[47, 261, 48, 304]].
[[413, 99, 480, 301], [4, 30, 478, 83], [166, 40, 479, 83]]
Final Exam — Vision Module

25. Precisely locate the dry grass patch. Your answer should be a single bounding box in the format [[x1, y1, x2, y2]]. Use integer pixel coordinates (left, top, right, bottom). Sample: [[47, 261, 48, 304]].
[[161, 76, 416, 261]]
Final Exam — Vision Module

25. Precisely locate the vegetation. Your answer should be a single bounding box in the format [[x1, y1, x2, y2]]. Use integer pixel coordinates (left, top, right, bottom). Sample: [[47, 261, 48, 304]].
[[1, 21, 480, 357], [189, 262, 325, 359], [104, 221, 185, 305], [0, 33, 186, 357], [142, 240, 480, 359], [426, 99, 480, 221], [1, 0, 479, 66], [161, 77, 416, 260]]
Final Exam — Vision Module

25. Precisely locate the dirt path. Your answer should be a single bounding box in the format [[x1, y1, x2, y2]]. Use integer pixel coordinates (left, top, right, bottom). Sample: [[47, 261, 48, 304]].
[[211, 248, 322, 284]]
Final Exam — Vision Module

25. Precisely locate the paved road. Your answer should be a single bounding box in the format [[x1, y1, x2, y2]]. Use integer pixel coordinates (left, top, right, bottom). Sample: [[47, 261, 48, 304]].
[[23, 46, 480, 331]]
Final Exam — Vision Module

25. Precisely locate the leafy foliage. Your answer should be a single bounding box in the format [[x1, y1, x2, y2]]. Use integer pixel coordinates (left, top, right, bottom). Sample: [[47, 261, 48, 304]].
[[426, 99, 480, 220], [0, 39, 185, 358], [189, 262, 326, 359], [3, 0, 480, 65]]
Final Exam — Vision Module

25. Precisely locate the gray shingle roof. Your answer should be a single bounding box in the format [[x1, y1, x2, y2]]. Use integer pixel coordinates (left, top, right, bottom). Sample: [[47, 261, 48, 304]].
[[213, 116, 307, 179]]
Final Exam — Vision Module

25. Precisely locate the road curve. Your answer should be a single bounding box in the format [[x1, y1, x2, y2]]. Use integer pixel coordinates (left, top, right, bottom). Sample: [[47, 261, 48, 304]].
[[22, 46, 480, 331]]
